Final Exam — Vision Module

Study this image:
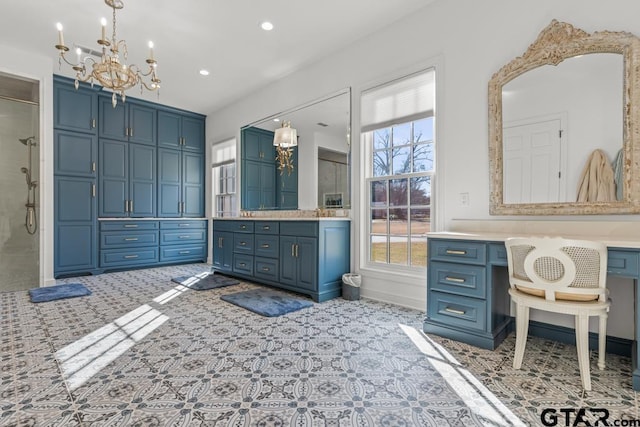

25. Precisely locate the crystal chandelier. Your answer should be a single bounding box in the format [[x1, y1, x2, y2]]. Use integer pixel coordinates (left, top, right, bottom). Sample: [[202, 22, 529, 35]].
[[273, 121, 297, 175], [55, 0, 160, 107]]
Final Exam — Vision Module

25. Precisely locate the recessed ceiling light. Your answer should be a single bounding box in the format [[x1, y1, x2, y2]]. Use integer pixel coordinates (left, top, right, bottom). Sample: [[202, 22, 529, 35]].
[[199, 69, 210, 76], [273, 118, 280, 122], [261, 21, 274, 31]]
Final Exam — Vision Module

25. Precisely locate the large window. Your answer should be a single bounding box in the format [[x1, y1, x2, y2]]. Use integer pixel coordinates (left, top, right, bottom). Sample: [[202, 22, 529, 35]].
[[362, 69, 435, 269], [214, 162, 236, 217]]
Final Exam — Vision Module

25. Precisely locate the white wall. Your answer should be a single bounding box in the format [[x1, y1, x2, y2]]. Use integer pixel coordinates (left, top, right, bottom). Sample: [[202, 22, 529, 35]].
[[206, 0, 640, 338], [0, 43, 54, 286]]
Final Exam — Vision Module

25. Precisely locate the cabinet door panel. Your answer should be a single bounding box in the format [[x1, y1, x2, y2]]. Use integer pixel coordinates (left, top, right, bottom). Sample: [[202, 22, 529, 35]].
[[296, 237, 318, 291], [183, 152, 204, 217], [158, 148, 182, 217], [54, 84, 97, 134], [182, 116, 204, 152], [260, 163, 276, 209], [55, 130, 97, 177], [279, 236, 297, 286], [213, 231, 233, 272], [55, 224, 96, 271], [129, 103, 156, 145], [99, 139, 127, 217], [129, 144, 156, 217], [157, 110, 181, 148], [98, 97, 127, 140], [56, 177, 95, 222]]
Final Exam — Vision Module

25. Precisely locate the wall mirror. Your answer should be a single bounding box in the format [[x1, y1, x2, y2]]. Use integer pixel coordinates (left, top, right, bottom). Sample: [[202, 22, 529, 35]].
[[488, 20, 640, 215], [242, 88, 351, 210]]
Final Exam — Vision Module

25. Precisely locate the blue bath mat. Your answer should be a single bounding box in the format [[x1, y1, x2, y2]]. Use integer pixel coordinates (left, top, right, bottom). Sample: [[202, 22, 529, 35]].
[[172, 272, 239, 290], [29, 283, 91, 303], [220, 288, 313, 317]]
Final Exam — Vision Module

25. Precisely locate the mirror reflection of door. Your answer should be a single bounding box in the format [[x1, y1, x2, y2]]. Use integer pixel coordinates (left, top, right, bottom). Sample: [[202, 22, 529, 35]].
[[503, 118, 563, 203]]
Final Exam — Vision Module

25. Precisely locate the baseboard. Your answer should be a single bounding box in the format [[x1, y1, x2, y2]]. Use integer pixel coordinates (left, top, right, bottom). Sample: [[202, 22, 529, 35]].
[[519, 319, 632, 357]]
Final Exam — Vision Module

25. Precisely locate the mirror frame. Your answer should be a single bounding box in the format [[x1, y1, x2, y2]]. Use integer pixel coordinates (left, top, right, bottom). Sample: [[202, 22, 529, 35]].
[[489, 19, 640, 215]]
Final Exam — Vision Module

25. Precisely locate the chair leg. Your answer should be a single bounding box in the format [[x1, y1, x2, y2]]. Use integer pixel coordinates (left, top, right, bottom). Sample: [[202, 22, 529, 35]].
[[513, 303, 530, 369], [598, 313, 607, 371], [575, 314, 591, 391]]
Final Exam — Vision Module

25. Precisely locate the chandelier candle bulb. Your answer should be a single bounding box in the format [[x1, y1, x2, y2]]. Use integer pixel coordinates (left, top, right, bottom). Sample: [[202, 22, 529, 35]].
[[148, 41, 154, 61], [101, 18, 107, 41], [56, 23, 64, 47]]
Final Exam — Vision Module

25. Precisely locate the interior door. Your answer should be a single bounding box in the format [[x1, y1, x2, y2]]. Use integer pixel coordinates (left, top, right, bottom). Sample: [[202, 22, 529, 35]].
[[503, 118, 563, 204]]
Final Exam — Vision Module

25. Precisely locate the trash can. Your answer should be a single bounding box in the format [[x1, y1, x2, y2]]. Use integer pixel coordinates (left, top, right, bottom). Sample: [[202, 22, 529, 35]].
[[342, 273, 361, 301]]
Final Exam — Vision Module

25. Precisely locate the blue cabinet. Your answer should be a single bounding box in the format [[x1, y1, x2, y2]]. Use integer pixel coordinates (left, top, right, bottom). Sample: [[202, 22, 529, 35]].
[[99, 139, 156, 217], [159, 220, 207, 263], [53, 76, 98, 134], [158, 148, 204, 217], [55, 130, 97, 177], [158, 110, 205, 152], [54, 176, 97, 275], [212, 219, 349, 302], [98, 97, 156, 145], [241, 126, 297, 210]]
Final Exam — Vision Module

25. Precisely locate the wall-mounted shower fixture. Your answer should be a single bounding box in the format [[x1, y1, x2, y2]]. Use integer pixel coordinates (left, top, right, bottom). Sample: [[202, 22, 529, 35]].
[[19, 136, 38, 235]]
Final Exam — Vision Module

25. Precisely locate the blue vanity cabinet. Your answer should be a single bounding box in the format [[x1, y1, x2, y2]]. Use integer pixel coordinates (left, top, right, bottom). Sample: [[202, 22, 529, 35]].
[[158, 148, 204, 218], [98, 96, 156, 145], [99, 139, 156, 217], [424, 238, 511, 350], [212, 220, 234, 273], [54, 176, 97, 276], [157, 110, 205, 152], [53, 75, 98, 134], [279, 234, 317, 292], [99, 221, 159, 269]]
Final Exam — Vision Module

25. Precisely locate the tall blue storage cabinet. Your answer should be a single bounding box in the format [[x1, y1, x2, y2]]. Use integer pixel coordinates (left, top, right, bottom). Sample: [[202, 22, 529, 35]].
[[53, 75, 207, 278], [53, 77, 99, 276]]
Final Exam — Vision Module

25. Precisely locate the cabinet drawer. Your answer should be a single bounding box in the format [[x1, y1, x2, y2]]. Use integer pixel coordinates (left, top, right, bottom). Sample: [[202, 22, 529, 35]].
[[255, 221, 279, 235], [488, 243, 508, 266], [160, 230, 206, 245], [429, 261, 486, 299], [233, 254, 254, 275], [160, 244, 206, 262], [428, 291, 487, 332], [213, 220, 254, 233], [280, 221, 318, 237], [429, 239, 486, 265], [100, 231, 158, 249], [100, 247, 159, 267], [608, 249, 640, 277], [254, 235, 279, 258], [234, 234, 254, 254], [100, 221, 158, 231], [160, 220, 207, 229], [255, 256, 278, 280]]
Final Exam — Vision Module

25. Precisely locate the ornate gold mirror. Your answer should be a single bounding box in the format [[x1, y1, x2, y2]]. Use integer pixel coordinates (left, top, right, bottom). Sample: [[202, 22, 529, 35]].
[[489, 20, 640, 215]]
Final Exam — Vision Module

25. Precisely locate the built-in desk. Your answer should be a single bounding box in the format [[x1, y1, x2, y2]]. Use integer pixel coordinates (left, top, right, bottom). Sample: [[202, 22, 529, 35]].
[[424, 231, 640, 390]]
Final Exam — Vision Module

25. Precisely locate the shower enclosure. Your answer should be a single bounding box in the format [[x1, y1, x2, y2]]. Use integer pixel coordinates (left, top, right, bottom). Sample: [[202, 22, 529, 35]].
[[0, 73, 39, 292]]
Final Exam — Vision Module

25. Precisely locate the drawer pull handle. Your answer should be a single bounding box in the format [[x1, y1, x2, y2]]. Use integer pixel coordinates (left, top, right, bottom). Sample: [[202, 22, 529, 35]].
[[179, 223, 190, 227], [240, 225, 247, 229], [179, 235, 190, 239], [262, 267, 270, 272], [239, 262, 246, 267], [124, 238, 139, 241], [124, 225, 138, 228], [124, 255, 139, 259], [444, 307, 466, 315], [445, 276, 465, 283], [179, 251, 190, 254], [446, 249, 467, 255], [263, 226, 270, 230], [261, 244, 270, 248], [239, 242, 247, 246]]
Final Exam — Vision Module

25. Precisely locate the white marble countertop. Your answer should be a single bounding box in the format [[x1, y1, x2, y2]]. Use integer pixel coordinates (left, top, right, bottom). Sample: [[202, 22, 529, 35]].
[[212, 217, 350, 221], [427, 231, 640, 249]]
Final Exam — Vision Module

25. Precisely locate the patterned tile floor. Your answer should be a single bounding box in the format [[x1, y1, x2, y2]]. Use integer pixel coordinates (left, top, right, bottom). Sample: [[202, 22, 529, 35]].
[[1, 264, 638, 426]]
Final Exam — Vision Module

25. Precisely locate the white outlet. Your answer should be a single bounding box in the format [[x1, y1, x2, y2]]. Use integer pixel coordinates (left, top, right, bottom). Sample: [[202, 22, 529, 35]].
[[460, 192, 470, 207]]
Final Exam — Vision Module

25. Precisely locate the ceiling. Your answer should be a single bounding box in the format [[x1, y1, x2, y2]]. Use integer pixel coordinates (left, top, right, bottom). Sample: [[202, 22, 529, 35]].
[[0, 0, 433, 115]]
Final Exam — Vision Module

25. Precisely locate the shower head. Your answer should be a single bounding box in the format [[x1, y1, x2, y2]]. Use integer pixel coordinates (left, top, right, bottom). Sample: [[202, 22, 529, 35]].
[[19, 136, 36, 146], [20, 167, 28, 173]]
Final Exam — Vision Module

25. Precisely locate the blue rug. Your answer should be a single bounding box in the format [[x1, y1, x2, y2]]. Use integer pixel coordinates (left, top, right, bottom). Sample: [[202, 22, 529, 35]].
[[29, 283, 91, 303], [220, 288, 313, 317], [172, 272, 239, 290]]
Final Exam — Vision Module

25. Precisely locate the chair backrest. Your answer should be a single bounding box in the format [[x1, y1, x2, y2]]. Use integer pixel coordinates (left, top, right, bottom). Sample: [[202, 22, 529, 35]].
[[504, 237, 608, 301]]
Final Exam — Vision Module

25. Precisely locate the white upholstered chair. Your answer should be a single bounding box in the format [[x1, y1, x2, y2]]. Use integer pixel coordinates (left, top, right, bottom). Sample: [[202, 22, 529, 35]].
[[504, 237, 610, 391]]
